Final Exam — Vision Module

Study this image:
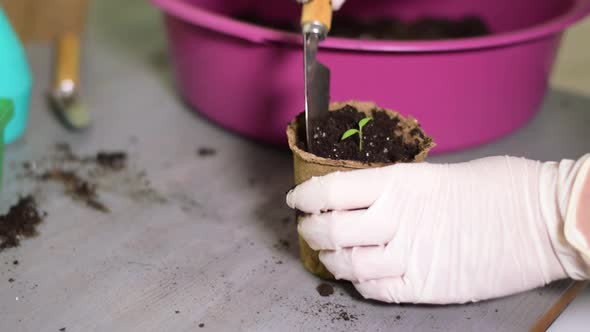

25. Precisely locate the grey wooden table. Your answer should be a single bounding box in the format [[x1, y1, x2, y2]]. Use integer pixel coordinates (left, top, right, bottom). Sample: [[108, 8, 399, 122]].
[[0, 1, 588, 331]]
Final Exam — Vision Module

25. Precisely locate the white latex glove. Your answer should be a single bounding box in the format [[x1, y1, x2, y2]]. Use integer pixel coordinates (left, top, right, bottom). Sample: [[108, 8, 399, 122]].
[[287, 155, 590, 304], [297, 0, 346, 11]]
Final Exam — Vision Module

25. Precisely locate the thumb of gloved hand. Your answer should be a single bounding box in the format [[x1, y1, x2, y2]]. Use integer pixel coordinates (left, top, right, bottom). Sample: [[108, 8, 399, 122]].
[[287, 155, 590, 304]]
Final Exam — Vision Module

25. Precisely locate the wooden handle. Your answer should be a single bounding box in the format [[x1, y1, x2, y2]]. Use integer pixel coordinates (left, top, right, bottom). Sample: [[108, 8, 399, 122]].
[[301, 0, 332, 31], [530, 281, 589, 332], [54, 32, 81, 90]]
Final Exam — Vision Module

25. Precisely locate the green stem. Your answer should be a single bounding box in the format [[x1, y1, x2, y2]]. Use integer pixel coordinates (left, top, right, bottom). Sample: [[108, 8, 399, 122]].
[[359, 129, 363, 151]]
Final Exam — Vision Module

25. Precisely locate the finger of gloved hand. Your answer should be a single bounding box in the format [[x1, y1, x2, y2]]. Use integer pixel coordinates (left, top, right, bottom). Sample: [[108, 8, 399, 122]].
[[286, 167, 392, 214], [319, 244, 406, 282], [298, 208, 395, 250], [354, 277, 415, 304]]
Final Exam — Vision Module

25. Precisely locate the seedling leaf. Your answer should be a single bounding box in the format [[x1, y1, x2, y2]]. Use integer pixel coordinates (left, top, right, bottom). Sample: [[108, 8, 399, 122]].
[[341, 129, 359, 140], [358, 117, 373, 130]]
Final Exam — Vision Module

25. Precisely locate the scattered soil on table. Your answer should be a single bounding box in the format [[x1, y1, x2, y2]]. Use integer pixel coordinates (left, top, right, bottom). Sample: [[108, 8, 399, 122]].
[[197, 147, 217, 158], [0, 196, 45, 252], [8, 277, 14, 283], [337, 310, 355, 321], [20, 143, 166, 212], [235, 14, 490, 40], [296, 105, 429, 163], [287, 297, 361, 325], [321, 302, 358, 323], [317, 283, 335, 297], [198, 323, 205, 328], [395, 315, 401, 321], [39, 170, 109, 213], [59, 328, 66, 332], [13, 260, 18, 265], [175, 310, 180, 314], [52, 143, 127, 169]]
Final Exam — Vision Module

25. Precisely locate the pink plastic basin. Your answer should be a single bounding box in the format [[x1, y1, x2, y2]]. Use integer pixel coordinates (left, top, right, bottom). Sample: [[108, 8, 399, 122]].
[[152, 0, 590, 154]]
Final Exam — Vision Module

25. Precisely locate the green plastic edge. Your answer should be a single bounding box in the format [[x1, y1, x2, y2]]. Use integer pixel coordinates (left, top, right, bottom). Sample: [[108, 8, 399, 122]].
[[0, 98, 14, 128], [0, 98, 14, 192]]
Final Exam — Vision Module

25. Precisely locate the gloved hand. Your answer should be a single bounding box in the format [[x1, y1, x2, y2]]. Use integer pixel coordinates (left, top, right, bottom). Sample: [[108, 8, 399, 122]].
[[296, 0, 346, 11], [287, 155, 590, 304]]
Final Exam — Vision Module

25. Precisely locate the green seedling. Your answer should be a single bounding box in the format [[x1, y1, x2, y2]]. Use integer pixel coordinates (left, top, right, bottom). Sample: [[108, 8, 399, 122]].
[[341, 117, 373, 151]]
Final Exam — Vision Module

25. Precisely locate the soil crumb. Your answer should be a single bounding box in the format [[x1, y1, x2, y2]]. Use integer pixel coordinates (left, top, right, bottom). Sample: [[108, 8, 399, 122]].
[[198, 323, 205, 328], [59, 328, 66, 332], [274, 239, 290, 250], [13, 260, 18, 265], [8, 278, 15, 283], [317, 283, 335, 297], [197, 147, 216, 158], [0, 196, 45, 251], [96, 152, 127, 170], [339, 311, 353, 321], [39, 170, 109, 213]]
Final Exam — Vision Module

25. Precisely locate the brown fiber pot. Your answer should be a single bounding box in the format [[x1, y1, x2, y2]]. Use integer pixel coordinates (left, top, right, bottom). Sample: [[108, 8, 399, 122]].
[[286, 100, 435, 279]]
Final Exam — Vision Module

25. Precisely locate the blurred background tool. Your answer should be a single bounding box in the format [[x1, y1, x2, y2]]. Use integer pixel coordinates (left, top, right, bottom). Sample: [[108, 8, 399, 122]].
[[1, 0, 90, 135], [49, 31, 90, 130]]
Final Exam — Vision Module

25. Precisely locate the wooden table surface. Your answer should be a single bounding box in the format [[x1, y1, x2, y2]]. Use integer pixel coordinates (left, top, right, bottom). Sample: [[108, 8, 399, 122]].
[[0, 1, 589, 331]]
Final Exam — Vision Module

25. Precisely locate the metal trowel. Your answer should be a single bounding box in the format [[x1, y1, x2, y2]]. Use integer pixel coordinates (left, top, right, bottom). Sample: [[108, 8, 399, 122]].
[[301, 0, 333, 153]]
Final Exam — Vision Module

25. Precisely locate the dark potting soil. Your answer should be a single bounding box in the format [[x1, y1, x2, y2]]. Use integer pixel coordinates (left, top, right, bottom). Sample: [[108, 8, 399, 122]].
[[330, 16, 490, 40], [317, 283, 335, 297], [296, 105, 429, 164], [235, 14, 490, 40], [0, 196, 45, 251]]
